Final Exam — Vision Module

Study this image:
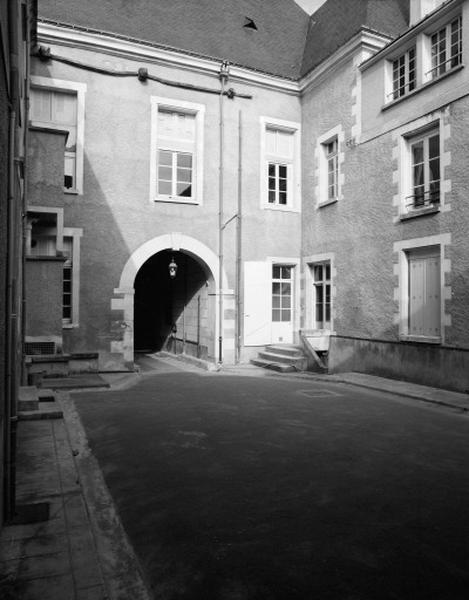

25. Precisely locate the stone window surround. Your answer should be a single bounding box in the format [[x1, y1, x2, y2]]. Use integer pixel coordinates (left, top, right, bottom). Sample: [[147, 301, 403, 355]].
[[392, 109, 451, 222], [259, 116, 301, 213], [150, 96, 205, 205], [30, 76, 86, 195], [315, 125, 345, 208], [393, 233, 451, 344]]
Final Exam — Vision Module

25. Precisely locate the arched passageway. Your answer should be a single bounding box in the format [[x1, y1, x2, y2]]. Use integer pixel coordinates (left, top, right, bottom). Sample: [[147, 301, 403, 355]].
[[134, 250, 215, 359]]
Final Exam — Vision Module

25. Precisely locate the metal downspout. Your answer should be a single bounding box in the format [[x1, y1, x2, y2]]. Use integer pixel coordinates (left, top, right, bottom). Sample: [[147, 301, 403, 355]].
[[235, 110, 243, 363], [5, 0, 20, 523], [218, 61, 229, 364]]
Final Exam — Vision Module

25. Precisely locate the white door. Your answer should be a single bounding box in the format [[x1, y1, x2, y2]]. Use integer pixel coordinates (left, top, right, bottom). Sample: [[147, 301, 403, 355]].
[[271, 265, 294, 343], [244, 262, 271, 346]]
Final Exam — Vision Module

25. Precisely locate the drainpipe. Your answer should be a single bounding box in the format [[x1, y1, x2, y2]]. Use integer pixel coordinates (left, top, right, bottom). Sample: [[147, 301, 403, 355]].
[[218, 61, 229, 364], [5, 0, 20, 522], [235, 110, 243, 363]]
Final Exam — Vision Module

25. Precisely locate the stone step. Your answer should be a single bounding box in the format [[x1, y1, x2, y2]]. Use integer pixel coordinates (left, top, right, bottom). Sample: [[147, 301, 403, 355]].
[[18, 386, 39, 412], [265, 344, 305, 358], [258, 351, 307, 368], [250, 358, 298, 373]]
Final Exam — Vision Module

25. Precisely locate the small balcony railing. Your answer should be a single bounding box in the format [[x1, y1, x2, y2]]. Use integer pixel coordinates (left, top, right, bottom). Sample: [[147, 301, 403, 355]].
[[405, 188, 440, 211]]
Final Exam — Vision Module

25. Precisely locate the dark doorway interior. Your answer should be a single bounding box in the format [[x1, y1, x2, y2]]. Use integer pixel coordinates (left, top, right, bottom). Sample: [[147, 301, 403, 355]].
[[134, 250, 212, 357]]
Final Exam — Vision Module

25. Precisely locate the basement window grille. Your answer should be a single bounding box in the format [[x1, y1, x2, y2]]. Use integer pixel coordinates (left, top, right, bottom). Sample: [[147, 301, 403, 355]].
[[25, 342, 56, 355]]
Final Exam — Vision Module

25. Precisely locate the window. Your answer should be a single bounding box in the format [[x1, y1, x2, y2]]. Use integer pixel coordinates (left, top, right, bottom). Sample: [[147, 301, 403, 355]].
[[30, 77, 86, 194], [272, 265, 292, 322], [266, 127, 293, 206], [391, 47, 416, 99], [268, 163, 288, 205], [313, 262, 331, 329], [260, 117, 300, 211], [31, 87, 77, 189], [150, 97, 205, 204], [429, 16, 462, 79], [407, 247, 441, 340], [157, 109, 194, 199], [407, 128, 440, 210], [62, 237, 73, 323], [325, 139, 338, 201], [316, 126, 343, 206]]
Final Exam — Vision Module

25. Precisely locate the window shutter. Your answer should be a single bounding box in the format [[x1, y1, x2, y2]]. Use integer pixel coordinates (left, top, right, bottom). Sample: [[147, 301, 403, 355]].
[[244, 261, 271, 345]]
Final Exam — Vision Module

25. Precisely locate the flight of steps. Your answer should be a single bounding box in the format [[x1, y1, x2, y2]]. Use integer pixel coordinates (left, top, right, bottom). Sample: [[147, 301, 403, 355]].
[[18, 386, 63, 420], [250, 344, 308, 373]]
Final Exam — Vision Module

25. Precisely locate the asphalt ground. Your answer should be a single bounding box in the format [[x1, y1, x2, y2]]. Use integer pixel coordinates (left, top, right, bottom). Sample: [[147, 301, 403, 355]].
[[73, 369, 469, 600]]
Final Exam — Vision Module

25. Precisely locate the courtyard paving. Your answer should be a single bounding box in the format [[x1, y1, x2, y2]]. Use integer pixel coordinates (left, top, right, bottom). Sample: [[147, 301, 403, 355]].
[[73, 364, 469, 600]]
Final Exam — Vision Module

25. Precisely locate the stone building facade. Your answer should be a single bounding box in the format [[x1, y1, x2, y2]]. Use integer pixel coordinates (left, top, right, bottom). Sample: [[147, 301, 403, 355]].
[[25, 0, 469, 391]]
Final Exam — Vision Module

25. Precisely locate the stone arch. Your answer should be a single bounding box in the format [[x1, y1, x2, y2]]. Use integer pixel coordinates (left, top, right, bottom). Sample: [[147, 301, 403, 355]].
[[110, 233, 232, 365]]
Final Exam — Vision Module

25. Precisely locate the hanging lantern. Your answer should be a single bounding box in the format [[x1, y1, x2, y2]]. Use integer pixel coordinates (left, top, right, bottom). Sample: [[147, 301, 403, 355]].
[[168, 256, 178, 279]]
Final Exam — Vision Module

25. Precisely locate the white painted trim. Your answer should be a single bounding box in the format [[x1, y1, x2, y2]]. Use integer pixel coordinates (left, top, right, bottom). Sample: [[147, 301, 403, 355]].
[[393, 233, 451, 343], [63, 227, 83, 327], [259, 116, 301, 212], [150, 96, 205, 205], [30, 76, 86, 195], [316, 125, 345, 207], [27, 205, 64, 252], [266, 256, 301, 342], [303, 253, 336, 332], [393, 109, 450, 218]]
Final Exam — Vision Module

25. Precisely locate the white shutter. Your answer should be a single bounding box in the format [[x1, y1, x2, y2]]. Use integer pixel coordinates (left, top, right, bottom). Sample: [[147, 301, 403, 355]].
[[31, 88, 52, 122], [409, 253, 440, 338], [243, 261, 271, 346]]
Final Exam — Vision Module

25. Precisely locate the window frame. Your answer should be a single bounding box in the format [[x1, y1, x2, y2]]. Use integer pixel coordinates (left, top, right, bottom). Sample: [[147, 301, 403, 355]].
[[394, 234, 451, 345], [61, 227, 82, 328], [428, 15, 462, 80], [390, 46, 417, 100], [396, 115, 447, 219], [30, 76, 86, 195], [150, 96, 205, 205], [260, 116, 301, 212], [312, 261, 332, 330], [316, 125, 344, 207]]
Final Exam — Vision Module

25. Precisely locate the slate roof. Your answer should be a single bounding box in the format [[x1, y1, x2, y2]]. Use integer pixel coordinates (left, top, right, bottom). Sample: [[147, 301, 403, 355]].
[[38, 0, 310, 80], [301, 0, 409, 76], [38, 0, 410, 80]]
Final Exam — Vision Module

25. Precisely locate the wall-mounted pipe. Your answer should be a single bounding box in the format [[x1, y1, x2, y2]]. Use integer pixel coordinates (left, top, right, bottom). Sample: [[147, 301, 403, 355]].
[[34, 47, 253, 99]]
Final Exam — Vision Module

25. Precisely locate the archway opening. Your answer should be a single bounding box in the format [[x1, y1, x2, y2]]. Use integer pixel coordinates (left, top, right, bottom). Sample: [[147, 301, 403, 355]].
[[133, 250, 215, 359]]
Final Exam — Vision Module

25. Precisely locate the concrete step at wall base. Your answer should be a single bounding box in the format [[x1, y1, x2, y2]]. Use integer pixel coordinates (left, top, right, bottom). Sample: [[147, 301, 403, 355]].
[[265, 344, 305, 358], [250, 358, 298, 373], [258, 351, 307, 368], [18, 386, 39, 412]]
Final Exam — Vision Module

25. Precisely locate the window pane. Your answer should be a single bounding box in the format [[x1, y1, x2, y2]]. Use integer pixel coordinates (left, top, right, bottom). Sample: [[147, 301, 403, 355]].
[[268, 191, 276, 203], [412, 141, 424, 165], [325, 264, 331, 280], [279, 192, 287, 205], [176, 182, 192, 197], [177, 153, 192, 168], [63, 281, 71, 293], [429, 135, 439, 159], [158, 150, 172, 165], [281, 283, 291, 295], [314, 265, 323, 281], [272, 295, 281, 308], [268, 163, 276, 177], [429, 158, 440, 183], [177, 168, 192, 183], [268, 177, 276, 191], [158, 166, 172, 181], [272, 309, 281, 322], [272, 282, 281, 294], [281, 266, 292, 279], [158, 180, 172, 195], [316, 285, 323, 303], [279, 165, 287, 178], [281, 310, 291, 322], [273, 266, 281, 278], [283, 296, 291, 309]]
